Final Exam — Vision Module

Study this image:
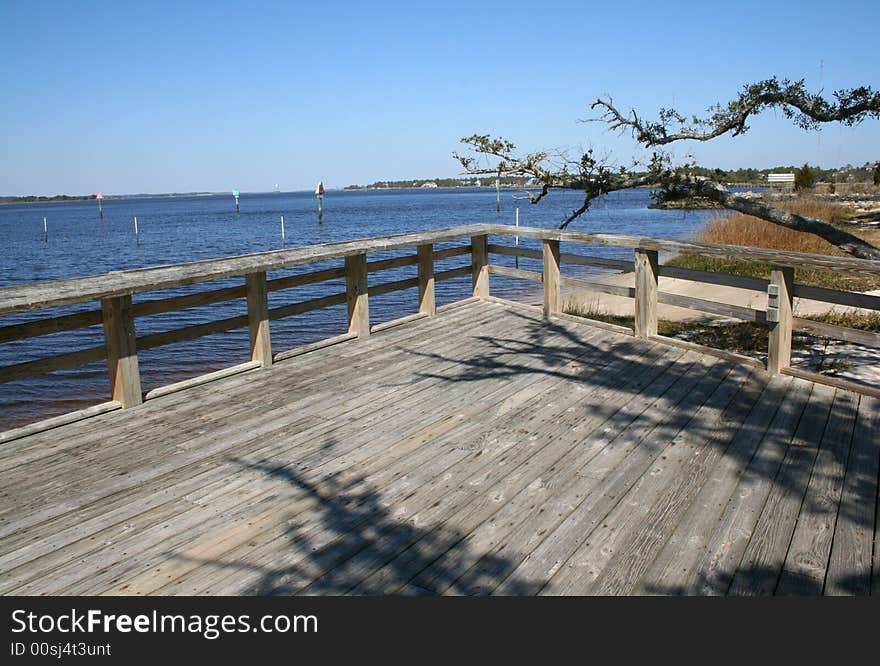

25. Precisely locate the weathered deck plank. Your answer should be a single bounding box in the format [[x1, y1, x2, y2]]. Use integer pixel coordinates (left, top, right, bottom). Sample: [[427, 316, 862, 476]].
[[776, 390, 859, 595], [0, 300, 874, 596], [824, 396, 879, 595]]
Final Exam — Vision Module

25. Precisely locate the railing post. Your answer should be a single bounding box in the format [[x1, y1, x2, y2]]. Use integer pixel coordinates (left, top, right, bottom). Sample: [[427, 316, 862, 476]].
[[543, 239, 561, 317], [246, 271, 272, 368], [471, 234, 489, 298], [101, 294, 142, 408], [634, 248, 658, 338], [417, 243, 436, 316], [345, 253, 370, 338], [767, 266, 794, 373]]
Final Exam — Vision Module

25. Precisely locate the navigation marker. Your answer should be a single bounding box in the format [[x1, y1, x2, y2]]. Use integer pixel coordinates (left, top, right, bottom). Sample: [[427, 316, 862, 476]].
[[43, 216, 48, 242], [96, 192, 104, 219], [134, 216, 139, 245], [232, 189, 240, 213], [316, 181, 324, 224]]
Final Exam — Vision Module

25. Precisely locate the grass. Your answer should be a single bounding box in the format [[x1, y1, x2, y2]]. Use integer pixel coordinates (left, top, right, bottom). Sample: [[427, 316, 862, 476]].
[[666, 196, 880, 291]]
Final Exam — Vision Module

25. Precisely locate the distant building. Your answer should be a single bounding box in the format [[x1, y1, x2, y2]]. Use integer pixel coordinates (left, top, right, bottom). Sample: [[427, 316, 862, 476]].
[[767, 173, 795, 190], [420, 182, 438, 188]]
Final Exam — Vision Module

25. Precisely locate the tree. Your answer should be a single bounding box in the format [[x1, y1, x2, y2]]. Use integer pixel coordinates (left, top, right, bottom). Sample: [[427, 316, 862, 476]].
[[874, 162, 880, 186], [455, 77, 880, 260], [794, 163, 816, 191]]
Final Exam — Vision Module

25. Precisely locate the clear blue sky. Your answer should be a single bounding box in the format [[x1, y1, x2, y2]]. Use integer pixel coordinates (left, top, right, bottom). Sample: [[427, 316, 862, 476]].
[[1, 0, 878, 195]]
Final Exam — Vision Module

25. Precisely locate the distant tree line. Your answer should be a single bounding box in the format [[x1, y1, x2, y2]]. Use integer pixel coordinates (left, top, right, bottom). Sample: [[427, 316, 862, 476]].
[[346, 161, 879, 192], [0, 194, 98, 204], [345, 176, 534, 190]]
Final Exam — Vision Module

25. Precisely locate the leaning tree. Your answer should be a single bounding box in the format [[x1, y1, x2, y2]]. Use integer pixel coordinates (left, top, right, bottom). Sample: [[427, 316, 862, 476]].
[[454, 77, 880, 260]]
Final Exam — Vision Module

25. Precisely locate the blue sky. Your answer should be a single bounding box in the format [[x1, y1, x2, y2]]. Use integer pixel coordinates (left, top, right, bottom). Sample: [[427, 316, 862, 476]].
[[1, 0, 878, 195]]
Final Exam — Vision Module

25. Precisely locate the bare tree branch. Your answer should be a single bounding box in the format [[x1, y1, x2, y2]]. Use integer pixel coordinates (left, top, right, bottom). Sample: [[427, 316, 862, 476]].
[[590, 77, 880, 146], [454, 77, 880, 260]]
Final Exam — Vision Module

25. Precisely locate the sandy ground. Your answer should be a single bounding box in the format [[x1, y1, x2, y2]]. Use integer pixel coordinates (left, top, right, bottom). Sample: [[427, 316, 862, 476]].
[[562, 272, 880, 386]]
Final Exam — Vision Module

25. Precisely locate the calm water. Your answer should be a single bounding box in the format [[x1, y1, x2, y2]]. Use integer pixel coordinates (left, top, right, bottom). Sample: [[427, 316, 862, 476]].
[[0, 187, 718, 428]]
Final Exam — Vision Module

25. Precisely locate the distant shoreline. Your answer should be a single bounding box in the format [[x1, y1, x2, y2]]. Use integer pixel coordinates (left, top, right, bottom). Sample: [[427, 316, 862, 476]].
[[0, 192, 216, 206]]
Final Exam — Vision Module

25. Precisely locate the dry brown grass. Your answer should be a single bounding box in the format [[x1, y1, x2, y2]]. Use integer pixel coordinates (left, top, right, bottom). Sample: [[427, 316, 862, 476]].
[[693, 197, 852, 255], [668, 196, 880, 291]]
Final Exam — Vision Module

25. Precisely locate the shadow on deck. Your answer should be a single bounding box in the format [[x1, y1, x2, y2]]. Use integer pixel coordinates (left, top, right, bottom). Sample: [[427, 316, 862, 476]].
[[0, 300, 876, 596]]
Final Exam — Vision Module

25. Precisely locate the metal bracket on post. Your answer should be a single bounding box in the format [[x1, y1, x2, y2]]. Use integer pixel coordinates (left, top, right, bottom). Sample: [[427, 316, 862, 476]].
[[766, 283, 780, 323]]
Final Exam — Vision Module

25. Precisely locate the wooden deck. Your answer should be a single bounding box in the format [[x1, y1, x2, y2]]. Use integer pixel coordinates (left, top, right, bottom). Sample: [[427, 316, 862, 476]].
[[0, 300, 877, 596]]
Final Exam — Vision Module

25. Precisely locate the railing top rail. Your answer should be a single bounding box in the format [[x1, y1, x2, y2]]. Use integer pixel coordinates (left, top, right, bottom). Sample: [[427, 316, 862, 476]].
[[2, 222, 879, 315], [0, 224, 487, 315], [483, 225, 880, 276]]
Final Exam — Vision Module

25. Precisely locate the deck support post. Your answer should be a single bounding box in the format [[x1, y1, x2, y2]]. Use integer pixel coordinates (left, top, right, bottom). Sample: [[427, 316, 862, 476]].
[[471, 234, 489, 298], [543, 239, 561, 317], [417, 243, 436, 316], [767, 266, 794, 373], [246, 271, 272, 368], [101, 294, 142, 408], [634, 248, 658, 338], [345, 253, 370, 338]]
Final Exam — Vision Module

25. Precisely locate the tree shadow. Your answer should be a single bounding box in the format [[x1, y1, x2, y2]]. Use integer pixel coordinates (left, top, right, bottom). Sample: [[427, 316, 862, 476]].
[[166, 307, 875, 595], [172, 450, 542, 595]]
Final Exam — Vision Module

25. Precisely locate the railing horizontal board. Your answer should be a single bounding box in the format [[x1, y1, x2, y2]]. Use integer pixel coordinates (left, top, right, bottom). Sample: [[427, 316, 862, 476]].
[[658, 265, 769, 292], [792, 284, 880, 312], [782, 366, 880, 399], [268, 293, 348, 321], [268, 267, 346, 292], [561, 253, 634, 271], [559, 276, 635, 298], [483, 225, 880, 277], [0, 345, 106, 384], [0, 400, 121, 445], [488, 244, 633, 271], [488, 265, 543, 282], [434, 245, 472, 260], [0, 225, 489, 314], [133, 284, 247, 318], [273, 332, 358, 362], [0, 309, 103, 344], [434, 266, 471, 281], [650, 334, 766, 369], [793, 317, 880, 347], [371, 312, 428, 333], [488, 244, 542, 261], [137, 315, 249, 351], [4, 223, 879, 315], [367, 255, 419, 273], [143, 361, 260, 401], [656, 291, 769, 323], [368, 277, 420, 297]]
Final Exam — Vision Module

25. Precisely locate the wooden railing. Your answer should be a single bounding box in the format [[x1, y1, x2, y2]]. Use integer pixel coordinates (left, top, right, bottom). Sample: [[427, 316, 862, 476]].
[[1, 223, 879, 439]]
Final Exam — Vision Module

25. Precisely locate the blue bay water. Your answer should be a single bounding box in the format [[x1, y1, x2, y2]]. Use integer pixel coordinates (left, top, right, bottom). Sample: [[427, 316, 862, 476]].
[[0, 187, 719, 428]]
